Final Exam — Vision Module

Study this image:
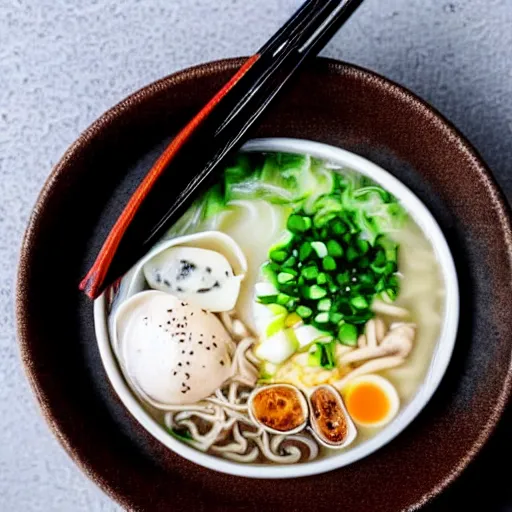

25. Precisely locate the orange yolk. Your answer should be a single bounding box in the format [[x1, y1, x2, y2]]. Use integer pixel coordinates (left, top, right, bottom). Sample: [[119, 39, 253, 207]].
[[346, 382, 390, 425]]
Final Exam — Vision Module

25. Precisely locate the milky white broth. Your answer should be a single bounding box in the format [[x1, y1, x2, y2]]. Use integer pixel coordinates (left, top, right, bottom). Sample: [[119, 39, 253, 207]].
[[200, 197, 445, 448], [108, 154, 446, 460]]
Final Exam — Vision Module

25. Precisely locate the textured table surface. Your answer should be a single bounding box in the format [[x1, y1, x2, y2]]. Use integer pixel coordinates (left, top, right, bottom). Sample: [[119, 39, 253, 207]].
[[1, 0, 511, 510]]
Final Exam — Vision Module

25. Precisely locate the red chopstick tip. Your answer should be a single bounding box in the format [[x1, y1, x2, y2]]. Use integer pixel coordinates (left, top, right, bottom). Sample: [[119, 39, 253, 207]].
[[79, 269, 100, 299]]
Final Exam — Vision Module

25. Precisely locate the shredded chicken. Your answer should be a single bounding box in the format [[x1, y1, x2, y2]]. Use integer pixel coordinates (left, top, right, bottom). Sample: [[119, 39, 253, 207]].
[[333, 321, 416, 389]]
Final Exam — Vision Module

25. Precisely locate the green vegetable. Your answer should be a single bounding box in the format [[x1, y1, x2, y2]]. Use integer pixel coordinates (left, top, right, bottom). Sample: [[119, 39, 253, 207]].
[[282, 256, 297, 268], [318, 298, 332, 311], [308, 344, 322, 367], [270, 249, 288, 263], [299, 241, 313, 260], [321, 341, 337, 369], [311, 241, 328, 258], [261, 262, 278, 287], [222, 152, 407, 346], [327, 240, 343, 257], [346, 246, 358, 262], [277, 293, 294, 306], [287, 214, 312, 233], [308, 341, 336, 369], [257, 294, 279, 304], [314, 312, 329, 324], [316, 272, 328, 285], [277, 271, 296, 284], [329, 311, 343, 324], [351, 296, 368, 309], [296, 305, 313, 319], [322, 256, 337, 271], [301, 265, 319, 280], [304, 285, 327, 300], [168, 428, 193, 442], [338, 323, 358, 346]]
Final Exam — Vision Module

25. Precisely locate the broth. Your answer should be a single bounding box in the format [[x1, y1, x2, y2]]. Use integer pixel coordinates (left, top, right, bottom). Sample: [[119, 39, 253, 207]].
[[108, 151, 446, 464]]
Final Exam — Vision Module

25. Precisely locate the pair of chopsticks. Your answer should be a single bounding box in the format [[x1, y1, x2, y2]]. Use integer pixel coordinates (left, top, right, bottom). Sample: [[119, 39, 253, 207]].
[[80, 0, 365, 299]]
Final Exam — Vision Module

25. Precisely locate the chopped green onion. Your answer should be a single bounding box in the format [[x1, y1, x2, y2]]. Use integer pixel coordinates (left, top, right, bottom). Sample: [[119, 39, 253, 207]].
[[257, 294, 278, 305], [316, 272, 328, 285], [346, 246, 358, 262], [336, 271, 350, 286], [351, 296, 368, 309], [277, 272, 295, 284], [296, 305, 313, 319], [318, 298, 332, 311], [277, 293, 293, 305], [304, 285, 327, 300], [308, 344, 322, 367], [314, 312, 329, 323], [301, 265, 319, 280], [320, 341, 336, 369], [329, 311, 343, 324], [261, 262, 278, 287], [338, 323, 358, 346], [270, 249, 288, 263], [287, 214, 312, 233], [299, 241, 313, 261], [282, 256, 297, 268], [331, 219, 346, 235], [327, 239, 343, 257], [322, 256, 337, 271], [311, 241, 328, 258], [357, 239, 369, 254]]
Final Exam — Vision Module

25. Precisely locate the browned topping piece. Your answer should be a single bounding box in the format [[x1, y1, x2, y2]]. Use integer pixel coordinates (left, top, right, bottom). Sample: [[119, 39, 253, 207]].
[[310, 388, 347, 444], [252, 386, 305, 432]]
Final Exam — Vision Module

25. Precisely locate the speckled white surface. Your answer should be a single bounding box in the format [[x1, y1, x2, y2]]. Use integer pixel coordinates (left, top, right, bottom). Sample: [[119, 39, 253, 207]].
[[1, 0, 511, 510]]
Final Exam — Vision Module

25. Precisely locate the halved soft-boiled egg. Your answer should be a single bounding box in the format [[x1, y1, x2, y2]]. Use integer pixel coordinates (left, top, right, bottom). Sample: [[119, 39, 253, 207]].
[[343, 374, 400, 428]]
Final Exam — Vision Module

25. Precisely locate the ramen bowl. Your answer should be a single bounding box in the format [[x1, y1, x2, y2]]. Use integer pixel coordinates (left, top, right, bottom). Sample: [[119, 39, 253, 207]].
[[17, 58, 512, 511], [94, 136, 459, 478]]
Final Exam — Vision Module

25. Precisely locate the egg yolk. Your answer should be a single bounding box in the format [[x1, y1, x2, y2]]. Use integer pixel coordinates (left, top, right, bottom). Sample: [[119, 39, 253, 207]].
[[346, 382, 390, 425]]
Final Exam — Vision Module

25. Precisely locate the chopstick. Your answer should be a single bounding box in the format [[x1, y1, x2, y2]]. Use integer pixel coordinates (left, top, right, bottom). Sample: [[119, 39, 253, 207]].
[[80, 0, 364, 299]]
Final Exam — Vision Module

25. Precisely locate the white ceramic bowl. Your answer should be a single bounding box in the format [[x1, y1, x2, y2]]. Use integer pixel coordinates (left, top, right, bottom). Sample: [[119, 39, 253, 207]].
[[94, 137, 459, 479]]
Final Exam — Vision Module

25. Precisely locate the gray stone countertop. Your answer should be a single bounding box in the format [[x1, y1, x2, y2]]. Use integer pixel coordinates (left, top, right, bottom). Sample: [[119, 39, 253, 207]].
[[1, 0, 511, 510]]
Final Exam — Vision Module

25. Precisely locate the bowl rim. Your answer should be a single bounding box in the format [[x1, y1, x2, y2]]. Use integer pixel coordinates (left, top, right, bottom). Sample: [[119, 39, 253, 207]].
[[16, 57, 512, 508], [93, 136, 460, 479]]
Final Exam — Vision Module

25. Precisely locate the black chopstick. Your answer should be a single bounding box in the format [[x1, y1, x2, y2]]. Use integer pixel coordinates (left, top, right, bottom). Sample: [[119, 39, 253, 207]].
[[80, 0, 365, 299]]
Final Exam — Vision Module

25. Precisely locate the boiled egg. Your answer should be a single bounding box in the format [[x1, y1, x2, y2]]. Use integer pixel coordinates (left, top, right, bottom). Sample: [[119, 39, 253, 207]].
[[343, 374, 400, 428], [114, 290, 233, 406]]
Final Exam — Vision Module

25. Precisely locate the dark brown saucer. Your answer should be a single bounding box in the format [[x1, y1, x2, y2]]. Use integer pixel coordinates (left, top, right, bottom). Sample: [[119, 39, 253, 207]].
[[17, 58, 512, 511]]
